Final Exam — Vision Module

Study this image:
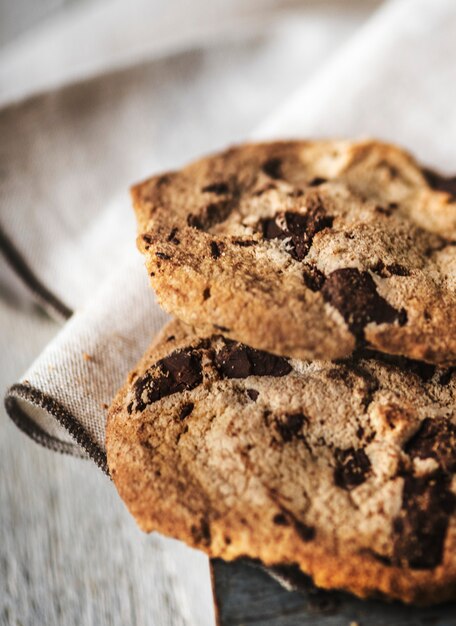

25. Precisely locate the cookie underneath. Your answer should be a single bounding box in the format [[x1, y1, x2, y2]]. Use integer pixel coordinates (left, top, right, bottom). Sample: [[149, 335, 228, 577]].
[[107, 319, 456, 605]]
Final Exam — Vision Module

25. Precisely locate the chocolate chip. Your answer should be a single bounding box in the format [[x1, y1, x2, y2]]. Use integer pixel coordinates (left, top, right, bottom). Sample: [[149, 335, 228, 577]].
[[423, 168, 456, 199], [203, 287, 211, 300], [133, 349, 203, 411], [167, 227, 180, 244], [156, 174, 171, 187], [187, 214, 203, 229], [334, 447, 371, 490], [246, 388, 259, 401], [405, 417, 456, 473], [308, 177, 327, 187], [371, 260, 410, 278], [179, 402, 194, 420], [142, 234, 153, 244], [273, 513, 289, 526], [166, 335, 175, 342], [321, 268, 407, 341], [191, 519, 211, 546], [392, 472, 455, 569], [210, 241, 221, 259], [262, 158, 283, 179], [215, 340, 292, 379], [233, 239, 257, 247], [302, 263, 326, 291], [262, 217, 285, 240], [156, 252, 171, 260], [294, 521, 316, 542], [202, 182, 229, 195], [261, 200, 333, 261], [205, 201, 231, 226], [275, 412, 306, 443]]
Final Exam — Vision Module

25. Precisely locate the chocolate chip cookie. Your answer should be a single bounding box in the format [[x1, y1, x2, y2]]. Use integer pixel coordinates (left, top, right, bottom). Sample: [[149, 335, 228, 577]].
[[132, 140, 456, 365], [106, 319, 456, 605]]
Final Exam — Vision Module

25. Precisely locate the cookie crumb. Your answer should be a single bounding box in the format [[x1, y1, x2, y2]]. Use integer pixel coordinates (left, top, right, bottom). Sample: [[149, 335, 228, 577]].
[[82, 352, 93, 362]]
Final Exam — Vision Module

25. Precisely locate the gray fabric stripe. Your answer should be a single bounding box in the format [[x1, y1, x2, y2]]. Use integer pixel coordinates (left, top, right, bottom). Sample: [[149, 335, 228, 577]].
[[0, 225, 73, 321], [4, 383, 109, 475]]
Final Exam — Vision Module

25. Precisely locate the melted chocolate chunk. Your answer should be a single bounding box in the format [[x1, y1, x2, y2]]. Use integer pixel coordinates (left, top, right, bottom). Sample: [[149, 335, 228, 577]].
[[371, 260, 410, 278], [233, 239, 257, 247], [133, 349, 203, 411], [191, 518, 211, 546], [405, 417, 456, 473], [261, 200, 333, 261], [179, 402, 194, 420], [334, 447, 371, 490], [187, 214, 203, 229], [205, 201, 231, 226], [275, 412, 306, 443], [393, 472, 455, 569], [246, 388, 259, 401], [423, 168, 456, 199], [321, 268, 407, 340], [302, 263, 326, 291], [308, 177, 327, 187], [262, 158, 283, 179], [202, 182, 229, 195], [156, 174, 171, 187], [294, 521, 316, 542], [215, 341, 291, 379], [262, 218, 285, 240], [167, 227, 180, 243], [156, 251, 171, 260], [203, 287, 211, 300], [210, 241, 221, 259]]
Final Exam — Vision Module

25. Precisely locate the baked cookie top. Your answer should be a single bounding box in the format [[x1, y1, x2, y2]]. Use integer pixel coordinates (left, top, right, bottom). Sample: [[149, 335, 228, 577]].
[[107, 319, 456, 605], [132, 140, 456, 365]]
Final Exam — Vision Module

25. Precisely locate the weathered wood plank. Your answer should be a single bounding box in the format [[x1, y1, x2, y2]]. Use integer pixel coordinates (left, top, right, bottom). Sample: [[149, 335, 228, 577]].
[[211, 559, 456, 626]]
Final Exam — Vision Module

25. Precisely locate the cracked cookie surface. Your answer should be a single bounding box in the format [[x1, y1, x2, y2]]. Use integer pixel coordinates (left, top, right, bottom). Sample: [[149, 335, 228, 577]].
[[132, 140, 456, 365], [107, 319, 456, 605]]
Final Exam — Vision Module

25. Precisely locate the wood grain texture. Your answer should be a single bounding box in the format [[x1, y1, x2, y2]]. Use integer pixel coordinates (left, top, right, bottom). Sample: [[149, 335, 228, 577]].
[[211, 559, 456, 626], [0, 270, 214, 626]]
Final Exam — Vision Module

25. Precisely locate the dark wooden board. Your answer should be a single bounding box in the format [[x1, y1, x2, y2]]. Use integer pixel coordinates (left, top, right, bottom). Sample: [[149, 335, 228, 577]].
[[211, 559, 456, 626]]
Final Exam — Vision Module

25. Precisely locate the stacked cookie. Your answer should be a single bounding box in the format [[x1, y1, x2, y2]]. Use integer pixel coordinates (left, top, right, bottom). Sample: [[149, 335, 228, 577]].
[[106, 140, 456, 605]]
